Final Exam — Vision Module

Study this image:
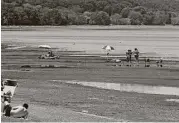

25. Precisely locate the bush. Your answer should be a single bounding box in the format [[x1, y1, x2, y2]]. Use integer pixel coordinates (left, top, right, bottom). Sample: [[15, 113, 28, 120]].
[[121, 7, 131, 18], [128, 11, 143, 25], [83, 11, 92, 24], [75, 14, 87, 25], [143, 12, 154, 25], [89, 11, 110, 25], [112, 4, 123, 15], [171, 17, 179, 25], [110, 13, 122, 25], [133, 6, 146, 14], [118, 18, 131, 25], [152, 11, 167, 25]]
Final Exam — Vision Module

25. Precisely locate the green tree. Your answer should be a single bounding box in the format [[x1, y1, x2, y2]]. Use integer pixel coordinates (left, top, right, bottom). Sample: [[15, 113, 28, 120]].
[[1, 2, 16, 25], [96, 0, 108, 11], [171, 17, 179, 25], [31, 5, 42, 25], [81, 0, 96, 12], [83, 11, 92, 24], [23, 3, 34, 24], [118, 18, 131, 25], [69, 5, 84, 13], [110, 13, 122, 25], [152, 11, 167, 25], [39, 7, 52, 25], [133, 6, 146, 14], [75, 14, 87, 25], [90, 11, 110, 25], [15, 0, 25, 6], [120, 1, 132, 8], [103, 5, 114, 16], [14, 6, 26, 25], [2, 0, 179, 25], [121, 7, 131, 18], [67, 11, 78, 25], [129, 11, 143, 25], [143, 11, 154, 25], [112, 4, 123, 15]]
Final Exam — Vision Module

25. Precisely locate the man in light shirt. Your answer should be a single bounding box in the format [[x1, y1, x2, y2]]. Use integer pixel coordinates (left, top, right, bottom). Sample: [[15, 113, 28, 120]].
[[133, 48, 139, 66]]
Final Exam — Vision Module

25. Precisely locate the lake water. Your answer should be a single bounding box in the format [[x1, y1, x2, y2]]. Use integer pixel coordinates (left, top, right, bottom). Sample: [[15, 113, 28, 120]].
[[2, 26, 179, 58], [52, 80, 179, 96]]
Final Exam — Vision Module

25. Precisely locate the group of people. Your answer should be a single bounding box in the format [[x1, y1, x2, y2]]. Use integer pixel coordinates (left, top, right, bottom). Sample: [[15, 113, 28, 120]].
[[47, 50, 55, 57], [2, 97, 29, 119], [1, 80, 29, 120], [126, 48, 139, 66], [122, 48, 163, 67]]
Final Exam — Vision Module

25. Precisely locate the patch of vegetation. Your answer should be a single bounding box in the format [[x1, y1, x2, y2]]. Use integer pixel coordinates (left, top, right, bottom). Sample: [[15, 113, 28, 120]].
[[1, 0, 179, 25]]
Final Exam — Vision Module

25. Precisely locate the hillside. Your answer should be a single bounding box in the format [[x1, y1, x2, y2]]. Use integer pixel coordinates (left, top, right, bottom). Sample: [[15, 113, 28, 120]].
[[1, 0, 179, 25]]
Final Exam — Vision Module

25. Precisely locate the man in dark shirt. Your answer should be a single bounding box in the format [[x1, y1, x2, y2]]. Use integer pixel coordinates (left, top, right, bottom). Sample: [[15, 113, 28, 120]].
[[126, 49, 132, 66]]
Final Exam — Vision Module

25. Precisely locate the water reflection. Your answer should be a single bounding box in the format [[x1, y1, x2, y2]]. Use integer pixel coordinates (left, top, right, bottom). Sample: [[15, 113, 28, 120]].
[[53, 80, 179, 96], [166, 99, 179, 103]]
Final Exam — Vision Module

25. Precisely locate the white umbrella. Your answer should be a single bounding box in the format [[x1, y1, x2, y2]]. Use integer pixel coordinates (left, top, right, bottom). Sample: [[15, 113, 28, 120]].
[[102, 45, 115, 60], [102, 45, 115, 51], [38, 45, 51, 49]]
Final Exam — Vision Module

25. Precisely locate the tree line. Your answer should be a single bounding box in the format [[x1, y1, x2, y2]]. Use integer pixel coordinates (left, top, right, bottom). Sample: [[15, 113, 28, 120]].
[[1, 0, 179, 25]]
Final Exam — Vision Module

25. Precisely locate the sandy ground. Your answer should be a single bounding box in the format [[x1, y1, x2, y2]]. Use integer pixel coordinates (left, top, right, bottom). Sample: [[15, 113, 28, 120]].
[[2, 26, 179, 57], [1, 44, 179, 122], [1, 26, 179, 122]]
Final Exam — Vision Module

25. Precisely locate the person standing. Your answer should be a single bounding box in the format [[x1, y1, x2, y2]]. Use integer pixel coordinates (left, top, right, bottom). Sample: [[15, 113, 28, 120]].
[[133, 48, 139, 66], [156, 58, 163, 67], [126, 49, 132, 66], [145, 58, 150, 67], [1, 79, 4, 91]]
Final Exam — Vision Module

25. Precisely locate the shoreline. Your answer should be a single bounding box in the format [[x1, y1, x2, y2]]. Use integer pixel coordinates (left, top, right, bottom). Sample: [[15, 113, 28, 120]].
[[2, 25, 179, 31], [2, 42, 179, 62]]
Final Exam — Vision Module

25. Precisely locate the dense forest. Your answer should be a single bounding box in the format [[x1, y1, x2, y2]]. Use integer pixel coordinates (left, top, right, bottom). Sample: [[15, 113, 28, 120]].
[[1, 0, 179, 25]]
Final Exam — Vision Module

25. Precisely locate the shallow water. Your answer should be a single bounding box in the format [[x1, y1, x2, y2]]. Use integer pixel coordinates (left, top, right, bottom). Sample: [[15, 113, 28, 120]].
[[53, 80, 179, 96], [2, 26, 179, 58], [166, 99, 179, 103]]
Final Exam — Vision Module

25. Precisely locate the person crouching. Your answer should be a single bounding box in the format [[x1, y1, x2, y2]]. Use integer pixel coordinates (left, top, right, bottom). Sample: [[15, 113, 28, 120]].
[[10, 103, 29, 119]]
